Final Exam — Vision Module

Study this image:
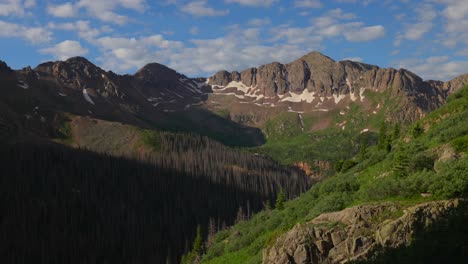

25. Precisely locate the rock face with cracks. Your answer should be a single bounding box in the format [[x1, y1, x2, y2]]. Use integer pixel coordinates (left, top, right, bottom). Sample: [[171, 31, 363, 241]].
[[263, 199, 465, 264]]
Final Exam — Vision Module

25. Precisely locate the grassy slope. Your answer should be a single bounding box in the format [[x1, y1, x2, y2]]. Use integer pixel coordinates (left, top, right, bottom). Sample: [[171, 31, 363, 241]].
[[251, 90, 395, 167], [200, 86, 468, 264]]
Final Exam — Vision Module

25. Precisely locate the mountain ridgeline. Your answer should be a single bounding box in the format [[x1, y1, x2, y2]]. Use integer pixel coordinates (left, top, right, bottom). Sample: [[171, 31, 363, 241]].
[[0, 51, 467, 264], [207, 51, 458, 123]]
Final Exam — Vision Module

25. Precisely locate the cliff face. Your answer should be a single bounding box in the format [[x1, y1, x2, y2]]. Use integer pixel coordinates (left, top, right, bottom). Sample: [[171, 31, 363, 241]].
[[207, 51, 464, 122], [263, 199, 466, 264]]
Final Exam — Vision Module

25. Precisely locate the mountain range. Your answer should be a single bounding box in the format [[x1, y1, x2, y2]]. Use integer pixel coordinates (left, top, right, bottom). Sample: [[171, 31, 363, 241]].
[[0, 51, 467, 264]]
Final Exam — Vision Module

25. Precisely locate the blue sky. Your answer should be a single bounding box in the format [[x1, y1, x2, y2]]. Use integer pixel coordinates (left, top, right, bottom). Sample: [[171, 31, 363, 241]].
[[0, 0, 467, 81]]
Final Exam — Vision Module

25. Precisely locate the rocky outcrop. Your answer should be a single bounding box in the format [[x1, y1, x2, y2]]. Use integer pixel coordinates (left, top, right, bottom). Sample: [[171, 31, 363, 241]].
[[263, 199, 466, 264], [207, 51, 464, 122]]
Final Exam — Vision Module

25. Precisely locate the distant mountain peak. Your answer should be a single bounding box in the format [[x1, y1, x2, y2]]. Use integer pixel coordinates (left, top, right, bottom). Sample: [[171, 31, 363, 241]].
[[0, 60, 12, 72], [300, 51, 335, 62]]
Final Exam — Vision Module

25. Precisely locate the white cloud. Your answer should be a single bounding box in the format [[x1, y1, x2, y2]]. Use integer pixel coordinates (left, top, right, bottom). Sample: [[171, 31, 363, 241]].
[[247, 18, 271, 27], [402, 4, 436, 41], [0, 0, 35, 16], [181, 1, 228, 17], [341, 57, 363, 62], [96, 34, 184, 71], [456, 48, 468, 56], [344, 25, 385, 42], [40, 40, 89, 60], [47, 3, 76, 18], [335, 0, 374, 5], [0, 20, 51, 43], [438, 0, 468, 46], [24, 0, 35, 8], [47, 20, 112, 42], [96, 26, 310, 75], [76, 0, 147, 24], [294, 0, 322, 8], [395, 56, 468, 81], [225, 0, 279, 7]]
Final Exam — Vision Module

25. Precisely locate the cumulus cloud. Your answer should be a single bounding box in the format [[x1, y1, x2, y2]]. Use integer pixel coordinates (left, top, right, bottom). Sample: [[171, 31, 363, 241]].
[[76, 0, 147, 24], [40, 40, 89, 60], [47, 3, 76, 18], [181, 1, 229, 17], [96, 34, 184, 71], [294, 0, 323, 8], [47, 20, 112, 42], [0, 20, 51, 43], [344, 25, 385, 42], [402, 4, 436, 41], [96, 25, 310, 75], [439, 0, 468, 46], [225, 0, 279, 7], [247, 18, 271, 27], [0, 0, 35, 16]]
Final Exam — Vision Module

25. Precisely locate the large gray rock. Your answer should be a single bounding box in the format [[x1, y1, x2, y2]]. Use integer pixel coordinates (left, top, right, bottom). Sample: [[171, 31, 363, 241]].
[[263, 199, 465, 264]]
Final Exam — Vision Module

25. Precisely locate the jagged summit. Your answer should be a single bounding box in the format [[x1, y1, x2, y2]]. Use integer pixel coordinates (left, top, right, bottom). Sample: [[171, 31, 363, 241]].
[[300, 50, 335, 63], [134, 62, 180, 82], [0, 60, 12, 72]]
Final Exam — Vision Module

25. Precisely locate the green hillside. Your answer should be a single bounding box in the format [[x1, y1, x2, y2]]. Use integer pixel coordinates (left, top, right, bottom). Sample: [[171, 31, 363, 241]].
[[199, 85, 468, 264]]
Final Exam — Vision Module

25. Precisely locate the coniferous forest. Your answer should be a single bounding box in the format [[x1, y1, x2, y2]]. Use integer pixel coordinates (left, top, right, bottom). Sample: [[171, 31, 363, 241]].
[[0, 139, 310, 264]]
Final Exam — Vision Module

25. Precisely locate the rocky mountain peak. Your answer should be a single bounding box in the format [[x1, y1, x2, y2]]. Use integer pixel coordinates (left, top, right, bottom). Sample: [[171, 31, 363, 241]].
[[134, 63, 179, 83], [35, 57, 105, 89], [0, 60, 12, 72], [300, 50, 335, 64]]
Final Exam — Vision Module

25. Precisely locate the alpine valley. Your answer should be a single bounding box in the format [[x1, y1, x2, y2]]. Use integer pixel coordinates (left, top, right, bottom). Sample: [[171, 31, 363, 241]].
[[0, 51, 467, 264]]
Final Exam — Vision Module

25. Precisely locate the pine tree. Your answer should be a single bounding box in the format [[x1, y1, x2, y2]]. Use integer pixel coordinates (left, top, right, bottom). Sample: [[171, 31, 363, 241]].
[[359, 135, 367, 161], [236, 206, 244, 223], [206, 218, 216, 248], [378, 121, 388, 150], [393, 151, 409, 178], [412, 122, 424, 138], [264, 200, 272, 212], [275, 189, 285, 210]]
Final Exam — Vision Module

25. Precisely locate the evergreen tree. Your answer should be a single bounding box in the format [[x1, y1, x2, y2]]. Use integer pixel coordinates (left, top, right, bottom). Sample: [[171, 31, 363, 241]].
[[264, 200, 272, 212], [378, 121, 388, 150], [181, 225, 202, 264], [412, 122, 424, 138], [359, 135, 367, 161], [275, 189, 285, 210], [394, 151, 409, 178]]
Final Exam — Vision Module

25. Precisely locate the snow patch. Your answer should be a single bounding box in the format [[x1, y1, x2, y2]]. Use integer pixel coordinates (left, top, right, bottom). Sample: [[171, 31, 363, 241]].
[[281, 89, 316, 103], [359, 87, 366, 102], [333, 93, 346, 104], [346, 78, 352, 90], [287, 110, 304, 113], [361, 128, 369, 133], [82, 89, 95, 105], [17, 81, 29, 89], [340, 111, 345, 115], [350, 92, 357, 102], [58, 93, 67, 97]]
